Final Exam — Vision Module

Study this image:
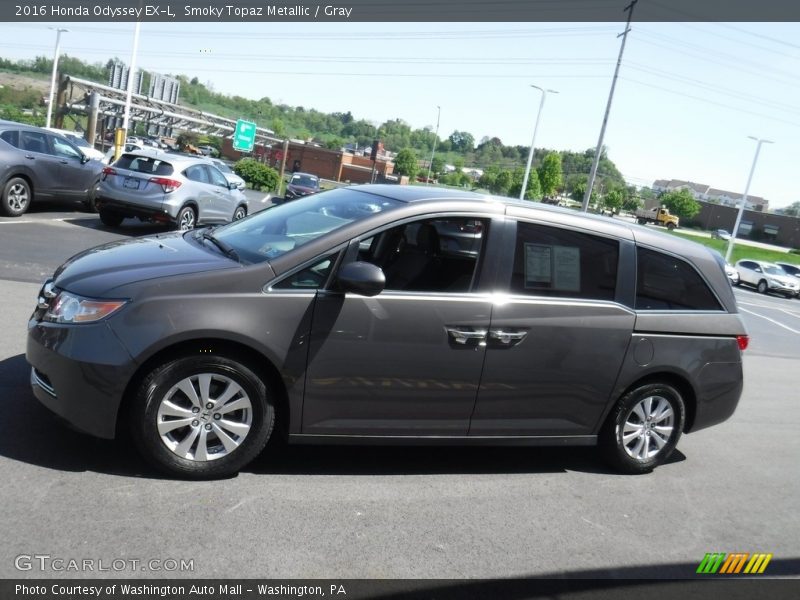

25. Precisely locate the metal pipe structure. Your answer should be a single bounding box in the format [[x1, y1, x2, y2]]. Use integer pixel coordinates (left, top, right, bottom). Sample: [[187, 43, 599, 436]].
[[45, 27, 68, 129]]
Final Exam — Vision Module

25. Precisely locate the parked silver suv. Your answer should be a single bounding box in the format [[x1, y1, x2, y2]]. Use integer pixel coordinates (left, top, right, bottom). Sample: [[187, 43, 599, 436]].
[[95, 151, 250, 229]]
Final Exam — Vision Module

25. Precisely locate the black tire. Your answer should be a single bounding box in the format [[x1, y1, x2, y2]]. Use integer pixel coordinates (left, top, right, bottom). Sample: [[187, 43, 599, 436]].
[[130, 355, 274, 479], [637, 218, 646, 225], [98, 209, 124, 227], [233, 205, 247, 221], [2, 176, 32, 217], [83, 179, 100, 213], [666, 222, 676, 230], [176, 205, 197, 230], [757, 280, 768, 294], [599, 382, 685, 474]]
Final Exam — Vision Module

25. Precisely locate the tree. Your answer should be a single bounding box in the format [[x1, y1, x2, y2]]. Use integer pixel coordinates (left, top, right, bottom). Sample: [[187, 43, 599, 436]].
[[448, 130, 475, 153], [394, 148, 419, 179], [430, 156, 445, 178], [233, 159, 280, 191], [537, 152, 563, 198], [660, 189, 701, 220], [622, 195, 643, 214], [508, 167, 541, 200], [782, 201, 800, 217], [602, 189, 624, 215]]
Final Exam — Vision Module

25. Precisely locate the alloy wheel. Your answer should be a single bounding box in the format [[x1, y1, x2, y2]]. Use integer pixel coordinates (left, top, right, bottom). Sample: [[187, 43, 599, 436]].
[[621, 395, 675, 461], [7, 182, 29, 212]]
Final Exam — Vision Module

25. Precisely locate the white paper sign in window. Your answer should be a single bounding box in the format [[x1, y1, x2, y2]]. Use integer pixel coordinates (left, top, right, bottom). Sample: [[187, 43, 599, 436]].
[[553, 245, 580, 292], [524, 243, 552, 288]]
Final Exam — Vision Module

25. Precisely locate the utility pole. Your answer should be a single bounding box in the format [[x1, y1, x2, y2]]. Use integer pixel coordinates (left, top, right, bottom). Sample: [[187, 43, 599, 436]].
[[425, 105, 441, 185], [582, 0, 637, 212], [45, 27, 68, 129], [725, 137, 773, 263], [520, 85, 557, 201]]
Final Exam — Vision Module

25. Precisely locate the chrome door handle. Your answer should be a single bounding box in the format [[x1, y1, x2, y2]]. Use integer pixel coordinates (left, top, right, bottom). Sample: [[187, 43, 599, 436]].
[[488, 329, 528, 347], [445, 327, 488, 345]]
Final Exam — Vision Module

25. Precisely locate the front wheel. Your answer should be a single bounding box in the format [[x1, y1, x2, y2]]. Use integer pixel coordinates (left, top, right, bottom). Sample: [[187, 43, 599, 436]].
[[130, 355, 274, 479], [233, 205, 247, 221], [2, 177, 32, 217], [637, 218, 646, 225], [600, 382, 685, 474], [757, 280, 768, 294], [666, 222, 676, 230]]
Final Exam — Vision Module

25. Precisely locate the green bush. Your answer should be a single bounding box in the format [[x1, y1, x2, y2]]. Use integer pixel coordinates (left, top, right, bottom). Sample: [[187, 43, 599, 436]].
[[233, 158, 279, 192], [790, 248, 800, 255]]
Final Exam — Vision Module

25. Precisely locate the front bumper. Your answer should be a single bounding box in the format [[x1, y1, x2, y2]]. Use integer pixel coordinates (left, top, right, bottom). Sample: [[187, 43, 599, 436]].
[[26, 318, 137, 439], [768, 282, 799, 295]]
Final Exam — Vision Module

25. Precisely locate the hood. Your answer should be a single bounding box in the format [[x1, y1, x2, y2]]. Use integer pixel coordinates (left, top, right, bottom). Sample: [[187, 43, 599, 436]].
[[53, 231, 239, 297]]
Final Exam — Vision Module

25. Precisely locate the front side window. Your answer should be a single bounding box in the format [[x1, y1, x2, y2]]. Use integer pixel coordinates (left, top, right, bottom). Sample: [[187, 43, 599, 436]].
[[206, 166, 229, 188], [510, 222, 619, 301], [636, 247, 721, 311], [51, 136, 82, 159], [273, 254, 337, 290], [356, 217, 487, 293]]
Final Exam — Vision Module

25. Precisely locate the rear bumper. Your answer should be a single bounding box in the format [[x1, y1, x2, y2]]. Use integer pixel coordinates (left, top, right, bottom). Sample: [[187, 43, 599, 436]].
[[26, 318, 137, 439], [95, 196, 175, 222], [687, 361, 744, 433]]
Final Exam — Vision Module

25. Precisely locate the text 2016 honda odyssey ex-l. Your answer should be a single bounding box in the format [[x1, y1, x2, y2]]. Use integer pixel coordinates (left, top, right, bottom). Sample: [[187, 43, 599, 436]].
[[27, 185, 747, 479]]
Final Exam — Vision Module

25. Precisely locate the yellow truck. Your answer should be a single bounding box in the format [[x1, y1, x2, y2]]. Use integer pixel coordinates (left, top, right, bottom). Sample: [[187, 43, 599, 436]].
[[635, 206, 679, 230]]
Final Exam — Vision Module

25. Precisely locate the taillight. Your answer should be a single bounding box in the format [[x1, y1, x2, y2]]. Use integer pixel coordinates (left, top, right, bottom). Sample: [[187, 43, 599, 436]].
[[736, 335, 749, 351], [101, 166, 116, 180], [149, 177, 182, 193]]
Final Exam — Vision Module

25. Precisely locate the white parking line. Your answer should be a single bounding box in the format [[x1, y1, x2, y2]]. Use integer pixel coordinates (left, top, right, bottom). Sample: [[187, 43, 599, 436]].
[[738, 307, 800, 335], [0, 217, 89, 225]]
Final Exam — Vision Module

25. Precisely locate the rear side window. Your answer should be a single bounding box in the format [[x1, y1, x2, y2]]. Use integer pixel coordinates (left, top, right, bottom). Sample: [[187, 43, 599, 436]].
[[115, 154, 174, 176], [20, 131, 49, 154], [0, 130, 19, 147], [636, 247, 721, 311], [511, 222, 619, 301]]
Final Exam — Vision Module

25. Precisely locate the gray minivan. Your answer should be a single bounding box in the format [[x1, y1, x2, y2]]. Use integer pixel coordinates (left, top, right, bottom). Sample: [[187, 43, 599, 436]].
[[27, 185, 747, 479]]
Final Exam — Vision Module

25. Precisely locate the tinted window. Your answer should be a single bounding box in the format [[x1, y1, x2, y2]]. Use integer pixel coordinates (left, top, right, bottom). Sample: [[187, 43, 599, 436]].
[[20, 131, 49, 154], [511, 222, 618, 301], [291, 174, 319, 188], [357, 217, 486, 293], [116, 154, 174, 175], [636, 247, 721, 310], [0, 130, 19, 147]]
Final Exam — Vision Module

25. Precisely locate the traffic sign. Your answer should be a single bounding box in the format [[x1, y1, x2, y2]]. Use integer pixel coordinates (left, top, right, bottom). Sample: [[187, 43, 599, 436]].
[[233, 119, 256, 152]]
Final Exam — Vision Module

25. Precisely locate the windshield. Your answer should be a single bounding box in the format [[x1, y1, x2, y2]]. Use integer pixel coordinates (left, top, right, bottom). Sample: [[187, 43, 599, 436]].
[[213, 187, 400, 264], [290, 174, 319, 188]]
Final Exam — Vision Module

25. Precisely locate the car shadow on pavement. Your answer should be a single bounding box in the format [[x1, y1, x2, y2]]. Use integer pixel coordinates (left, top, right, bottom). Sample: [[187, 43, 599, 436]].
[[67, 216, 172, 237], [0, 353, 156, 478], [0, 352, 686, 479]]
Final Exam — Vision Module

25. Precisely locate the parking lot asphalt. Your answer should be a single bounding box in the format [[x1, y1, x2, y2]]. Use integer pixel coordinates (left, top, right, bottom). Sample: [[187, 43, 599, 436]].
[[0, 212, 798, 579]]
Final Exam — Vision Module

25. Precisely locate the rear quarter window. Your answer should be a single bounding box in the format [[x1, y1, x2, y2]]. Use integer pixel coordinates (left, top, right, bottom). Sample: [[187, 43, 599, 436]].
[[0, 130, 19, 147], [115, 154, 174, 176], [636, 247, 722, 311]]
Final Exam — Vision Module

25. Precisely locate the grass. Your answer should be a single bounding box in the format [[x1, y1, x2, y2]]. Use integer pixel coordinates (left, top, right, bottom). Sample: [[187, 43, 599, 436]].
[[667, 231, 799, 265]]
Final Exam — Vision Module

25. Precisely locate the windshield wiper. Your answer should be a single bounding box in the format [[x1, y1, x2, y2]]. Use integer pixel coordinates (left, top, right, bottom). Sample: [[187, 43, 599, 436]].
[[200, 230, 239, 261]]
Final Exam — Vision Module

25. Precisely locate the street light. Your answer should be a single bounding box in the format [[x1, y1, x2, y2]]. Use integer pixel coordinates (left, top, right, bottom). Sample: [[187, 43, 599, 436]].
[[425, 105, 441, 185], [520, 85, 558, 201], [45, 27, 69, 129], [724, 136, 773, 263]]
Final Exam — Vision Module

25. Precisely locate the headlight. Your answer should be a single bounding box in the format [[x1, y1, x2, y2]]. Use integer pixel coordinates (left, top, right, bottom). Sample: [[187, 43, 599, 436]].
[[768, 279, 779, 286], [44, 291, 127, 324]]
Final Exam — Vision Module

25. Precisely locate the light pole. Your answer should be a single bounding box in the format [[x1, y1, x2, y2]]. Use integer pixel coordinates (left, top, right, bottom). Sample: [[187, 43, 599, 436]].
[[725, 136, 773, 263], [425, 105, 441, 185], [520, 85, 557, 201], [45, 27, 69, 129]]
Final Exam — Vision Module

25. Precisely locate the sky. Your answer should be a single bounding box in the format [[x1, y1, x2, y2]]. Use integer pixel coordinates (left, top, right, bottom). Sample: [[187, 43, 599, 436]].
[[1, 20, 799, 209]]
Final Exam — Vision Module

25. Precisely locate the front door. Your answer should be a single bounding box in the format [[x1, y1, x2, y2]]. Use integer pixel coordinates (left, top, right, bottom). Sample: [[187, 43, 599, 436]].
[[470, 220, 635, 437], [301, 216, 494, 435]]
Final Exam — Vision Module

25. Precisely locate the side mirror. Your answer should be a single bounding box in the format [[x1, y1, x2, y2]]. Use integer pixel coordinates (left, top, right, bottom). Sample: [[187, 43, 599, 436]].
[[337, 262, 385, 297], [80, 154, 91, 164]]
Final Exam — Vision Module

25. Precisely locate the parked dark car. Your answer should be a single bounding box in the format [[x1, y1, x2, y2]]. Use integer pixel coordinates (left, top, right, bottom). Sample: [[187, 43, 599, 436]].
[[27, 185, 747, 479], [284, 171, 320, 201], [0, 119, 104, 216]]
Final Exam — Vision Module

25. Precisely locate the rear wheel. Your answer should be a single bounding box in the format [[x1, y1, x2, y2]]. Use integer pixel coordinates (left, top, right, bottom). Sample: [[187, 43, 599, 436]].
[[2, 177, 31, 217], [600, 382, 685, 474], [130, 355, 274, 479], [757, 280, 768, 294], [83, 179, 100, 213], [637, 218, 646, 225], [176, 205, 196, 230], [98, 209, 123, 227]]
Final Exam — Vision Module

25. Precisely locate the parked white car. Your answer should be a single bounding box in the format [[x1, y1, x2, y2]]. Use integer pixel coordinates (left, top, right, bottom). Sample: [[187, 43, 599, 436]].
[[735, 259, 799, 298]]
